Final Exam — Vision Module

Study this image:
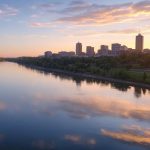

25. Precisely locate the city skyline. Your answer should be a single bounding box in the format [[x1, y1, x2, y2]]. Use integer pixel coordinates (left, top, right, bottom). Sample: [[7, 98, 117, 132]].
[[0, 0, 150, 57], [43, 33, 150, 58]]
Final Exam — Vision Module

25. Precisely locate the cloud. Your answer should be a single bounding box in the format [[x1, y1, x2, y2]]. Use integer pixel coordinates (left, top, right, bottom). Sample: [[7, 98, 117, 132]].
[[31, 2, 62, 13], [70, 0, 89, 6], [61, 0, 101, 14], [64, 134, 96, 145], [0, 5, 18, 18], [101, 125, 150, 146], [107, 25, 150, 34], [30, 22, 54, 28], [58, 0, 150, 25], [59, 95, 150, 121], [108, 28, 139, 34], [64, 135, 81, 143], [0, 102, 7, 111], [122, 125, 150, 137], [30, 0, 150, 30]]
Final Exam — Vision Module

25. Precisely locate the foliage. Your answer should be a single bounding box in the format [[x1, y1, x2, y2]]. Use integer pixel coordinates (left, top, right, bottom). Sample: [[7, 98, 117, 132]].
[[6, 53, 150, 84]]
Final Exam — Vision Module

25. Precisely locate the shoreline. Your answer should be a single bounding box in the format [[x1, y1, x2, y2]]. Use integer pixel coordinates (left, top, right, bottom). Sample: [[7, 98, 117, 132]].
[[17, 63, 150, 89]]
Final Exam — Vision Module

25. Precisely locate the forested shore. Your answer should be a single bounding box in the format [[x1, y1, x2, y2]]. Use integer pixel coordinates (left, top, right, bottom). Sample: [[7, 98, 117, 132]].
[[3, 53, 150, 87]]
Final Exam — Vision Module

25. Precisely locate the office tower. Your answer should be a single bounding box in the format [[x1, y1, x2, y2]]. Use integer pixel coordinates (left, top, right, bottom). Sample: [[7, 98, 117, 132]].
[[112, 43, 121, 51], [86, 46, 95, 57], [136, 34, 144, 52], [76, 42, 82, 56], [98, 45, 109, 56], [101, 45, 109, 51], [121, 45, 128, 51]]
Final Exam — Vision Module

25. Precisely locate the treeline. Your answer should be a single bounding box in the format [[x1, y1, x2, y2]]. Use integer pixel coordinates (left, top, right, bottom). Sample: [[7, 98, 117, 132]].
[[6, 53, 150, 84], [0, 58, 5, 61]]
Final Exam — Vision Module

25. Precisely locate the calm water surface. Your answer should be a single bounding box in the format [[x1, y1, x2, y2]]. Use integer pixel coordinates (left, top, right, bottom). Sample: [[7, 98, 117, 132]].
[[0, 62, 150, 150]]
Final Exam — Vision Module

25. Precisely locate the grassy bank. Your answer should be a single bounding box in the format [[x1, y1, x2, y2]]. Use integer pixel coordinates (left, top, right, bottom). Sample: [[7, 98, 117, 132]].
[[6, 53, 150, 85]]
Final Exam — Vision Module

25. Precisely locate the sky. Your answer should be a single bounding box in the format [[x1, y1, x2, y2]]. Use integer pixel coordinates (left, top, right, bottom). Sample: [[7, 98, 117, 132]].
[[0, 0, 150, 57]]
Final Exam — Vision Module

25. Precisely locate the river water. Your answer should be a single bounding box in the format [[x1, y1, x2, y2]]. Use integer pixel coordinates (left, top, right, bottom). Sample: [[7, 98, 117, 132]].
[[0, 62, 150, 150]]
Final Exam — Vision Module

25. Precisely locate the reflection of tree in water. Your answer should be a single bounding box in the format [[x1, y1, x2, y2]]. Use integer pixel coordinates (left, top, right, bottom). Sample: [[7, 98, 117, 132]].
[[142, 88, 147, 95], [133, 87, 150, 98], [19, 64, 149, 96], [111, 83, 130, 92], [134, 87, 150, 98]]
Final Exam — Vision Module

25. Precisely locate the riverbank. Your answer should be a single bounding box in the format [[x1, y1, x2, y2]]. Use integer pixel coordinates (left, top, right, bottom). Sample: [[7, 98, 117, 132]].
[[18, 63, 150, 89], [4, 55, 150, 89]]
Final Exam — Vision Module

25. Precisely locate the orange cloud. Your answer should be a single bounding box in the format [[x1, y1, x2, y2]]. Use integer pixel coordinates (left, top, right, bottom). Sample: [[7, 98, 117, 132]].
[[101, 125, 150, 145], [60, 95, 150, 121], [58, 1, 150, 25]]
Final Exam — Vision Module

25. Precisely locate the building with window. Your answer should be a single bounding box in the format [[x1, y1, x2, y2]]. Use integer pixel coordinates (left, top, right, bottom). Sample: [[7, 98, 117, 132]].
[[135, 33, 144, 52], [76, 42, 82, 56]]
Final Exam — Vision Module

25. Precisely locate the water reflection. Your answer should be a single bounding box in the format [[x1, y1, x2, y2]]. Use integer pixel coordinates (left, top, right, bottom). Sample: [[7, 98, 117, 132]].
[[64, 134, 96, 145], [0, 102, 6, 111], [101, 125, 150, 147], [0, 62, 150, 150], [32, 140, 55, 149], [20, 64, 150, 98], [58, 96, 150, 121], [0, 134, 4, 142]]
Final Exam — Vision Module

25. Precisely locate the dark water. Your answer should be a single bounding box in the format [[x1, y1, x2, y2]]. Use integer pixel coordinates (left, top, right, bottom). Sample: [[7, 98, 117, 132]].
[[0, 62, 150, 150]]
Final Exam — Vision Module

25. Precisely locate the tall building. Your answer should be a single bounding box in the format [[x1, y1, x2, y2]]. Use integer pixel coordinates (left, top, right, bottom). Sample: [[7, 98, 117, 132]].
[[121, 45, 128, 51], [135, 33, 144, 52], [98, 45, 109, 56], [76, 42, 82, 56], [86, 46, 95, 57], [112, 43, 121, 51], [101, 45, 109, 51]]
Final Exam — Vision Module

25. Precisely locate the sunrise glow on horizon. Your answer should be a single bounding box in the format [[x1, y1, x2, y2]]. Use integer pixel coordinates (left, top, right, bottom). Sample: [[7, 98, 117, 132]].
[[0, 0, 150, 57]]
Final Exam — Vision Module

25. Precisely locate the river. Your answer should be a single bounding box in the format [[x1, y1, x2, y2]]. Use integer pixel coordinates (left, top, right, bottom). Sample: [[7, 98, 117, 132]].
[[0, 62, 150, 150]]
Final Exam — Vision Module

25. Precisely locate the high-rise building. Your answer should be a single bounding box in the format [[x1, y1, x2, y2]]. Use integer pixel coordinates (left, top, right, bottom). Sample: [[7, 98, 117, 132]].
[[86, 46, 95, 57], [112, 43, 121, 51], [121, 45, 128, 51], [76, 42, 82, 56], [101, 45, 109, 51], [135, 33, 144, 52], [98, 45, 109, 56]]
